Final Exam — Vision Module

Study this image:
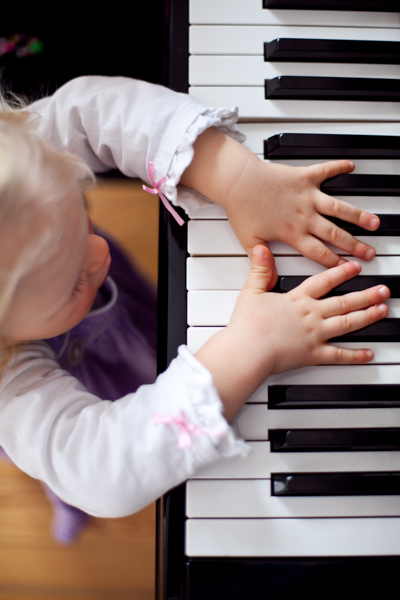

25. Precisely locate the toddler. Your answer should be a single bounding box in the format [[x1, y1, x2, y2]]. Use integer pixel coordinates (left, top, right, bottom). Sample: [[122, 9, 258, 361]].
[[0, 76, 389, 543]]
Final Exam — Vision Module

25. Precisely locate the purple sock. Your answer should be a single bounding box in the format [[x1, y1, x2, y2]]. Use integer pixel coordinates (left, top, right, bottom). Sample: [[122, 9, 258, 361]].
[[43, 484, 90, 544], [0, 446, 13, 464]]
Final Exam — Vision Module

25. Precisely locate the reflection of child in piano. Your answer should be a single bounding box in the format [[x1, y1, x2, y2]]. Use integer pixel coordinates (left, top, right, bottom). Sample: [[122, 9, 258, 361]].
[[0, 76, 390, 543]]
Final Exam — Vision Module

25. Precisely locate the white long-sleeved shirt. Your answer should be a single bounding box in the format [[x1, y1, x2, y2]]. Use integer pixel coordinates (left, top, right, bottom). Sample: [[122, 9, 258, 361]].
[[0, 76, 249, 518]]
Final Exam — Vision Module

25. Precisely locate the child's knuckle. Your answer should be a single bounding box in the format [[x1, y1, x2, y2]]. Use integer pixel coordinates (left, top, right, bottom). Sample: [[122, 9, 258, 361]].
[[335, 346, 346, 362], [327, 225, 342, 246], [316, 272, 331, 290], [332, 199, 345, 217], [285, 223, 302, 241], [341, 314, 353, 332], [320, 162, 337, 180], [339, 295, 352, 313], [313, 245, 330, 264]]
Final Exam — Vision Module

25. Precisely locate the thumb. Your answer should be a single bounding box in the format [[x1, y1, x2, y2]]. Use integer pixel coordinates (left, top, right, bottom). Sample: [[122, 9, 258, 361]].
[[242, 245, 277, 293]]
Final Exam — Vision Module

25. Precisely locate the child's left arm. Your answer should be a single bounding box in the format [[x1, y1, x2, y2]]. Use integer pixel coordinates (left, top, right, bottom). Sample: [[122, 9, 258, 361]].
[[181, 127, 379, 288]]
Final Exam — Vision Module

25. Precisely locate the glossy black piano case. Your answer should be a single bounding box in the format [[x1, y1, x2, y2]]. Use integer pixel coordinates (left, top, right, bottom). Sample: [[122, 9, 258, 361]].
[[157, 1, 400, 598]]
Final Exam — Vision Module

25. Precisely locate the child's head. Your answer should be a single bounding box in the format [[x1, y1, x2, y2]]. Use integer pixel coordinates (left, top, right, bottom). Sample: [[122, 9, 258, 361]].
[[0, 105, 111, 352]]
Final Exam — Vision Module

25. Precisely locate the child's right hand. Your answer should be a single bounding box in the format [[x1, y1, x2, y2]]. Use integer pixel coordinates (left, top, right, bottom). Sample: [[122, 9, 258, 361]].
[[195, 245, 390, 422]]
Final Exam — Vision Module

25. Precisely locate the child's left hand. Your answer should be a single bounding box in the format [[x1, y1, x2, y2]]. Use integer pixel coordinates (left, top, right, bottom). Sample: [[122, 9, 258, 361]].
[[181, 128, 380, 289]]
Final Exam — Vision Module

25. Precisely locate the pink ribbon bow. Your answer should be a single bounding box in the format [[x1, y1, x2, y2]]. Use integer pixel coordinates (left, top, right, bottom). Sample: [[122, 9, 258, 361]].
[[153, 410, 207, 449], [143, 162, 185, 226]]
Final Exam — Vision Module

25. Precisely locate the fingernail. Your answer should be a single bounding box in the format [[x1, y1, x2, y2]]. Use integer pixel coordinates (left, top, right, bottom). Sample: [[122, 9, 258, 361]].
[[379, 286, 390, 299], [364, 248, 375, 260], [370, 218, 380, 229], [377, 304, 388, 314], [365, 350, 373, 360], [349, 260, 361, 269]]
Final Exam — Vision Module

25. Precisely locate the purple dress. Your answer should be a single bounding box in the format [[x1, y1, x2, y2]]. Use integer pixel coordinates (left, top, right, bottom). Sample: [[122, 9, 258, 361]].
[[0, 231, 157, 543]]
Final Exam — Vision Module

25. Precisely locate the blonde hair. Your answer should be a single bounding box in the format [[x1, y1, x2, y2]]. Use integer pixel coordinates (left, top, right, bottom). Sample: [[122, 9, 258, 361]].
[[0, 87, 95, 362]]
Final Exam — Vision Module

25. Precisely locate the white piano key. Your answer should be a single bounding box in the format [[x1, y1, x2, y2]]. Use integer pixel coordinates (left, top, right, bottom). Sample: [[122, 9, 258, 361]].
[[187, 326, 224, 353], [269, 255, 400, 275], [236, 405, 400, 437], [188, 197, 400, 219], [187, 325, 400, 363], [193, 442, 400, 479], [190, 26, 400, 55], [252, 365, 400, 401], [187, 291, 239, 326], [188, 287, 398, 322], [334, 197, 400, 214], [268, 363, 400, 389], [187, 256, 250, 290], [187, 290, 400, 324], [188, 220, 400, 256], [185, 518, 400, 557], [249, 363, 400, 404], [188, 220, 242, 255], [263, 158, 400, 175], [189, 1, 400, 28], [186, 480, 400, 518], [190, 56, 400, 86], [331, 342, 400, 363], [189, 87, 400, 122], [240, 122, 400, 155], [187, 256, 400, 290]]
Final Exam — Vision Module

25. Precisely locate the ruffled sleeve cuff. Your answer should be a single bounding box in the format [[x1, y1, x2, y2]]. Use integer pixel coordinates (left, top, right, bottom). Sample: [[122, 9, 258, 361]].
[[163, 108, 246, 215], [172, 345, 251, 468]]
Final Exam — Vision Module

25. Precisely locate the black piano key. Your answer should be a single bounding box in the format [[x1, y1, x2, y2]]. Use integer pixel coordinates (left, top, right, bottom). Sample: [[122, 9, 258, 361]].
[[275, 275, 400, 297], [264, 133, 400, 159], [271, 472, 400, 496], [321, 175, 400, 196], [263, 0, 399, 11], [269, 428, 400, 451], [265, 77, 400, 102], [326, 214, 400, 235], [268, 384, 400, 409], [265, 39, 400, 65]]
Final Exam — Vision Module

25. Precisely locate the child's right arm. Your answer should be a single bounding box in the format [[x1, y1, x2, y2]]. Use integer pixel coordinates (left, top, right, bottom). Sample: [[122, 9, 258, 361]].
[[0, 250, 389, 518], [196, 246, 389, 422]]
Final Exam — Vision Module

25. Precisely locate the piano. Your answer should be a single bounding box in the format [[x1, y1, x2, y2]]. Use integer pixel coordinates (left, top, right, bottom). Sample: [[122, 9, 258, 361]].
[[157, 1, 400, 598]]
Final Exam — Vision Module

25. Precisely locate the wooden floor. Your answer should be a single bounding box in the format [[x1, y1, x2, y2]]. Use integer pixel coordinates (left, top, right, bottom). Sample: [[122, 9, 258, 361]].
[[0, 180, 159, 600]]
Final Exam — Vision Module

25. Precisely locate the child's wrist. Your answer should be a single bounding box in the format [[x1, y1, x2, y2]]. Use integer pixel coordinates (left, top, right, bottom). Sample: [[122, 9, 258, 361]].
[[194, 327, 273, 422]]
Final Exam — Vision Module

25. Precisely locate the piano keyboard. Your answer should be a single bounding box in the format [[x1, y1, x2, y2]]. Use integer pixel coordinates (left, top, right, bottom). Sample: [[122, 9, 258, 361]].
[[158, 0, 400, 598]]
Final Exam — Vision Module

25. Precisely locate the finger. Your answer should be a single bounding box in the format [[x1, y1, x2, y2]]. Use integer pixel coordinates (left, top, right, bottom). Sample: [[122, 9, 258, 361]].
[[267, 260, 279, 291], [318, 344, 374, 365], [244, 242, 278, 290], [315, 195, 380, 232], [297, 260, 362, 299], [307, 159, 355, 185], [310, 214, 376, 262], [321, 284, 390, 319], [292, 233, 349, 270], [242, 245, 277, 294], [324, 302, 389, 341]]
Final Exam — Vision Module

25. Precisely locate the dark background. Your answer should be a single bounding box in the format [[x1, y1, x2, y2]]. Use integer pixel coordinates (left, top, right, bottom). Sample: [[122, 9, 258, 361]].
[[1, 4, 166, 101]]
